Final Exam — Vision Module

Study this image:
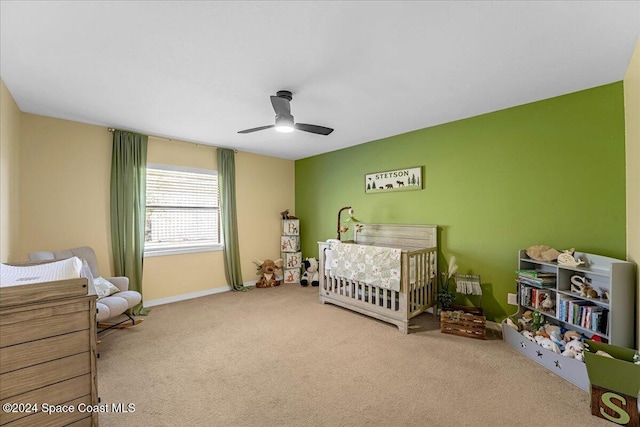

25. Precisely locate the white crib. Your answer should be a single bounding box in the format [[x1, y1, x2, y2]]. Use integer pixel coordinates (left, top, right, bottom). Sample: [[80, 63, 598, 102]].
[[318, 224, 438, 333]]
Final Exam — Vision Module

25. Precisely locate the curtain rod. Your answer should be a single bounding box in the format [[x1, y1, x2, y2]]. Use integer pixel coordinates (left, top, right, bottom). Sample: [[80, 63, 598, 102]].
[[107, 127, 237, 152]]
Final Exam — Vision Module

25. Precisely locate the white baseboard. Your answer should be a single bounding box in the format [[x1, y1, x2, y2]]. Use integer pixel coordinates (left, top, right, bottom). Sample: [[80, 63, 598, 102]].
[[143, 280, 257, 308]]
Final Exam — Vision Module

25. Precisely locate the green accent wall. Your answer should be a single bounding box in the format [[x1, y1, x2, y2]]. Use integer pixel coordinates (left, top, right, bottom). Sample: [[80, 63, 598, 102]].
[[295, 82, 627, 322]]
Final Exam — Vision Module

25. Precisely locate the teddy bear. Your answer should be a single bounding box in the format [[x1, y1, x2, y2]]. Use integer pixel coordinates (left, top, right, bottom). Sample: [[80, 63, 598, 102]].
[[254, 259, 283, 288], [300, 257, 319, 287]]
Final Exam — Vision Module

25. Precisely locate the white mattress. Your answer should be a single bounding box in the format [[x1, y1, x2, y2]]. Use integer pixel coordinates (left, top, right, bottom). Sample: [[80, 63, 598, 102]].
[[0, 257, 82, 287]]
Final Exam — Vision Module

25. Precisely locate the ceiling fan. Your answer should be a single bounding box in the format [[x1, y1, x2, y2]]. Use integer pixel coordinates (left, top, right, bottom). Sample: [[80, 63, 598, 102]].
[[238, 90, 333, 136]]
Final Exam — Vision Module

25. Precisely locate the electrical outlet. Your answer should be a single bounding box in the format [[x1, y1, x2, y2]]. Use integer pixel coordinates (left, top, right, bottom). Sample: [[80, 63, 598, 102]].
[[507, 293, 518, 306]]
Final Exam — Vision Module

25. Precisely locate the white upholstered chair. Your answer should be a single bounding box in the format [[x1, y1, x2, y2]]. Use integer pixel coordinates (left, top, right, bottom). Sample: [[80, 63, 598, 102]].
[[28, 246, 142, 329]]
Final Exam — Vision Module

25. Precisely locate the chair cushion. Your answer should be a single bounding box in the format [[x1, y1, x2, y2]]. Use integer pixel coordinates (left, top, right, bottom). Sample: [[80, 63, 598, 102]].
[[115, 290, 142, 307], [95, 300, 112, 322], [97, 296, 128, 322], [95, 291, 142, 322]]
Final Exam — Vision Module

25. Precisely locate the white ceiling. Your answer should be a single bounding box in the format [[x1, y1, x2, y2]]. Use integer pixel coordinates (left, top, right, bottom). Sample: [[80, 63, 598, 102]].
[[1, 1, 639, 160]]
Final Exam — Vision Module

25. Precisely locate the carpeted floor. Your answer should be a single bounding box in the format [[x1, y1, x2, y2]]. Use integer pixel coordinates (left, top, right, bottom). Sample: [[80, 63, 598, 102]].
[[97, 284, 611, 426]]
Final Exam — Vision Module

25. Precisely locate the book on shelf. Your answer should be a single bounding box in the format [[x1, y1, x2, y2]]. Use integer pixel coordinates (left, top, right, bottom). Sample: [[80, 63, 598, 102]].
[[517, 276, 556, 287], [516, 269, 557, 279], [569, 300, 592, 325], [517, 284, 555, 315], [558, 295, 581, 323]]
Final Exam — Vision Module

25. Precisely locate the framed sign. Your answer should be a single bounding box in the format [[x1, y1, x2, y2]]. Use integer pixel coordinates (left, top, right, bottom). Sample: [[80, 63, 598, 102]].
[[365, 166, 423, 194]]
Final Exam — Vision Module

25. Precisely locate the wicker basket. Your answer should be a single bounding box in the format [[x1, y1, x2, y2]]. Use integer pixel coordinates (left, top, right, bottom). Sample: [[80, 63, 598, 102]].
[[440, 305, 486, 340]]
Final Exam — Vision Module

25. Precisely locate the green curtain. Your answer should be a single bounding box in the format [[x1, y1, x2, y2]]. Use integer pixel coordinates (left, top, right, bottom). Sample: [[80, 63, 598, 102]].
[[217, 148, 248, 291], [110, 130, 150, 315]]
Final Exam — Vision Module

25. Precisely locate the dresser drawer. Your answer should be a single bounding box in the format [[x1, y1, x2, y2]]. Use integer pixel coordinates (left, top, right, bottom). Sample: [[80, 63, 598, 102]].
[[0, 302, 90, 347], [1, 395, 93, 427], [0, 329, 90, 375], [0, 351, 90, 399], [0, 375, 90, 425]]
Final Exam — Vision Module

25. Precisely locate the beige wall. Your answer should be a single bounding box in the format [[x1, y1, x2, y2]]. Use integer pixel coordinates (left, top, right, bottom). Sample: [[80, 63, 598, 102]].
[[624, 38, 640, 346], [0, 80, 21, 263], [235, 150, 296, 280], [19, 114, 114, 267], [14, 114, 295, 302]]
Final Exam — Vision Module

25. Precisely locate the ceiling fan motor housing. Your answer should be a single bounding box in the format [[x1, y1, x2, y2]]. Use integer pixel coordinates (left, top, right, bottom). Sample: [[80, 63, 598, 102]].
[[276, 114, 294, 126], [276, 90, 292, 101]]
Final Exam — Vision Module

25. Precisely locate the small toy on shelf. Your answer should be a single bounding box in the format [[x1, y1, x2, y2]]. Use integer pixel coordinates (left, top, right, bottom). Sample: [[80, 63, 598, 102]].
[[557, 249, 585, 267], [280, 209, 297, 220], [570, 275, 599, 298], [540, 293, 555, 312], [526, 245, 560, 262]]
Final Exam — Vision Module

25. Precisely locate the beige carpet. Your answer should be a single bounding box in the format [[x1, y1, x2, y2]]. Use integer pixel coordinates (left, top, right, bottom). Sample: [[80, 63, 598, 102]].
[[97, 284, 610, 427]]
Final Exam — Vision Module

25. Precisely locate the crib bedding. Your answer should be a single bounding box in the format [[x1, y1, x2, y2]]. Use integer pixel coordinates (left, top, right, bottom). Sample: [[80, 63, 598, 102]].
[[330, 242, 402, 291]]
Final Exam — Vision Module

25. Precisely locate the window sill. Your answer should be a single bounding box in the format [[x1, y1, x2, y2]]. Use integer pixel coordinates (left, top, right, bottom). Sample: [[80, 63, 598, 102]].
[[144, 245, 223, 258]]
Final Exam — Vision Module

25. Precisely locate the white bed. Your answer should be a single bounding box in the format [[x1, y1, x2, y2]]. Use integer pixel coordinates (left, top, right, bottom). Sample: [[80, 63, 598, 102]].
[[318, 223, 438, 333]]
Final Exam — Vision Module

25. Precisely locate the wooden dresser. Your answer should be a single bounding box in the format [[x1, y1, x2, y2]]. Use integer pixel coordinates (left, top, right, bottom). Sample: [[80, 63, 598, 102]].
[[0, 278, 98, 426]]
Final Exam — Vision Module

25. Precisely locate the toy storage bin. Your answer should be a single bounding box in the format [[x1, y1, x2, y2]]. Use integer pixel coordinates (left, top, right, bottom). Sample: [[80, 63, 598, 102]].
[[440, 305, 486, 340], [584, 340, 640, 426]]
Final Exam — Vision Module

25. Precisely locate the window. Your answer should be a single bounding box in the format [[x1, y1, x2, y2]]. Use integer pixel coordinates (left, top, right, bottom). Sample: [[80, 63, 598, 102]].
[[144, 164, 221, 256]]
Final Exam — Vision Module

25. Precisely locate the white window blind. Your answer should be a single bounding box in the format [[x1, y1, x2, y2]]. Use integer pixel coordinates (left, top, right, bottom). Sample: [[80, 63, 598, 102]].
[[145, 165, 220, 256]]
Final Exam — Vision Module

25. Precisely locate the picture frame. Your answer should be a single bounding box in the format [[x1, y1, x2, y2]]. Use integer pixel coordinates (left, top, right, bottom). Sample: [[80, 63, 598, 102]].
[[365, 166, 423, 194]]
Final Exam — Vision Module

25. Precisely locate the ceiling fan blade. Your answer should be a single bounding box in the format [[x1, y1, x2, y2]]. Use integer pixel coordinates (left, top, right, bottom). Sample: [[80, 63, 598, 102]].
[[270, 95, 291, 117], [295, 123, 334, 135], [237, 124, 275, 134]]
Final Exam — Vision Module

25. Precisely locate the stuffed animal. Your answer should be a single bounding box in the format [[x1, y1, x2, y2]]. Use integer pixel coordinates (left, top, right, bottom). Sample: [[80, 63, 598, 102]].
[[539, 293, 555, 312], [506, 317, 521, 331], [531, 311, 545, 333], [518, 310, 533, 330], [563, 339, 585, 361], [300, 257, 319, 287], [254, 259, 283, 288], [522, 330, 536, 342], [570, 275, 599, 298], [563, 330, 582, 343], [535, 336, 561, 354]]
